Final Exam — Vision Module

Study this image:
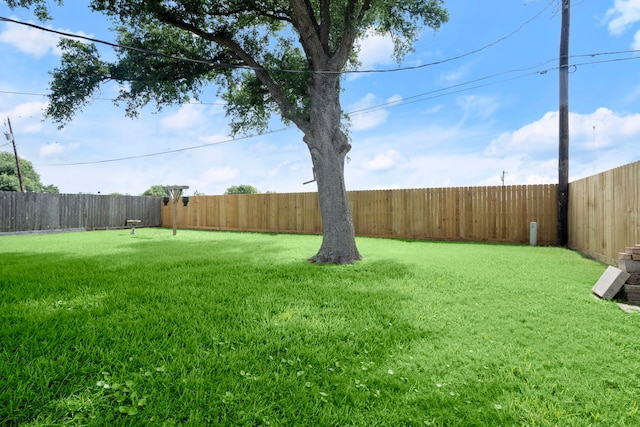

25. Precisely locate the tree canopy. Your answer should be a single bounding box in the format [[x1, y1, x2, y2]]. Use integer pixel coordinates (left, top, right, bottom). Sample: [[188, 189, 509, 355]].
[[7, 0, 448, 263], [225, 184, 259, 195], [142, 184, 168, 196], [0, 152, 59, 193]]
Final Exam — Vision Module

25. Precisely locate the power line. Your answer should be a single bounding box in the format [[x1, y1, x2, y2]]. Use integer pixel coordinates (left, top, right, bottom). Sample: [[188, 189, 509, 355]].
[[28, 52, 640, 167], [0, 90, 229, 108], [2, 0, 636, 167], [349, 53, 640, 116], [34, 65, 550, 167], [0, 90, 48, 97], [353, 0, 557, 74], [348, 58, 558, 116], [0, 0, 554, 75], [0, 16, 245, 71], [3, 48, 639, 102], [36, 127, 293, 167]]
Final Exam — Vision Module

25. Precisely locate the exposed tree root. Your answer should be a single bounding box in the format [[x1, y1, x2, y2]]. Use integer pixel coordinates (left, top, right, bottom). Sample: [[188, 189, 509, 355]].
[[307, 250, 362, 265]]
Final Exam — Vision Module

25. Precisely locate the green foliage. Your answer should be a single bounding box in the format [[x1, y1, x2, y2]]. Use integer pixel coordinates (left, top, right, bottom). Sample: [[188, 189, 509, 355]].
[[105, 22, 220, 119], [4, 0, 61, 20], [41, 184, 60, 193], [224, 184, 259, 194], [141, 185, 167, 196], [1, 230, 637, 425], [363, 0, 449, 61], [39, 0, 448, 133], [0, 172, 20, 191], [46, 39, 112, 126], [0, 151, 59, 192], [223, 44, 311, 135]]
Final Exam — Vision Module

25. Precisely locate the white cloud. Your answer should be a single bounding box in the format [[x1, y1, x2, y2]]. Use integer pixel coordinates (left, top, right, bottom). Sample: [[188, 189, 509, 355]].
[[394, 153, 510, 188], [0, 21, 91, 58], [456, 95, 499, 119], [1, 101, 48, 133], [386, 152, 559, 188], [633, 28, 640, 49], [439, 65, 471, 85], [38, 142, 65, 158], [196, 133, 234, 146], [421, 104, 444, 115], [475, 157, 558, 187], [355, 29, 395, 70], [361, 149, 404, 171], [198, 166, 239, 185], [583, 107, 640, 146], [348, 93, 401, 131], [371, 184, 402, 190], [387, 94, 403, 105], [484, 114, 555, 156], [604, 0, 640, 35], [267, 160, 292, 178], [485, 108, 640, 157], [160, 104, 207, 130]]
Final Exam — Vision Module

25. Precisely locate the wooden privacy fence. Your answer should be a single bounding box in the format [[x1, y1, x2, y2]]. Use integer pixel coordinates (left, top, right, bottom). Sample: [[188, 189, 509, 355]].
[[569, 160, 640, 265], [0, 192, 162, 233], [3, 161, 636, 263], [163, 185, 558, 245]]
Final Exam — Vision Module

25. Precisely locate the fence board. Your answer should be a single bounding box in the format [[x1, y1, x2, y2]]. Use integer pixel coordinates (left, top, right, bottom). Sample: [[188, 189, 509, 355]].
[[8, 160, 638, 265], [162, 184, 560, 245], [0, 192, 162, 234], [569, 160, 640, 264]]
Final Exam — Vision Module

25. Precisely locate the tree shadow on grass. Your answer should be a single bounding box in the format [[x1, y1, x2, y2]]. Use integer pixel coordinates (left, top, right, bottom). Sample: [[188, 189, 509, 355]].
[[0, 233, 462, 425]]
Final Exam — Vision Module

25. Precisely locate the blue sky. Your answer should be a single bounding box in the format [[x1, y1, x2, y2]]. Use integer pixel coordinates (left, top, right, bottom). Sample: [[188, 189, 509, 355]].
[[1, 0, 639, 195]]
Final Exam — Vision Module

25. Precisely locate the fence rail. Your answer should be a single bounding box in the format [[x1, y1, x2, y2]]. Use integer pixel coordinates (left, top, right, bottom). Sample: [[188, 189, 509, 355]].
[[0, 192, 162, 233], [163, 184, 559, 245]]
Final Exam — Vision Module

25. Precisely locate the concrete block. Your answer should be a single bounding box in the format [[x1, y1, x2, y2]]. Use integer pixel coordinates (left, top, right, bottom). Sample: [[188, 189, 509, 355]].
[[633, 254, 640, 261], [592, 266, 630, 300], [624, 284, 640, 305], [619, 252, 633, 260], [626, 272, 640, 285], [625, 284, 640, 294], [619, 259, 640, 273]]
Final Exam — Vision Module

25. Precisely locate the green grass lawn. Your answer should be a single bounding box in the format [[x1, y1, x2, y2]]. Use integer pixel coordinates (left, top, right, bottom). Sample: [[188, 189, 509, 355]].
[[1, 228, 639, 426]]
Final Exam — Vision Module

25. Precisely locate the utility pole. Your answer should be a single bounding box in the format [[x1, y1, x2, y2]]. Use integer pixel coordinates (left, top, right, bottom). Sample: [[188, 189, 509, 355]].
[[5, 117, 25, 192], [558, 0, 570, 247]]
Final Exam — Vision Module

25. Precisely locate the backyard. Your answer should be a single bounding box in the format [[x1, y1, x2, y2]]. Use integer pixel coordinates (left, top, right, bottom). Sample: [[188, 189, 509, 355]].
[[1, 229, 639, 426]]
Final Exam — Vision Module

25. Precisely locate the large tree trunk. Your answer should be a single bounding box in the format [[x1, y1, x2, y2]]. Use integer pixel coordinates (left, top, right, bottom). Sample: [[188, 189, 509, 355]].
[[305, 73, 361, 264]]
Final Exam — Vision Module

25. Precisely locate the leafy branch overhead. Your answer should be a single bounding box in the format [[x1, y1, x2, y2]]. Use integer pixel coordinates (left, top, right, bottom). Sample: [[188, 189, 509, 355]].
[[44, 0, 448, 134]]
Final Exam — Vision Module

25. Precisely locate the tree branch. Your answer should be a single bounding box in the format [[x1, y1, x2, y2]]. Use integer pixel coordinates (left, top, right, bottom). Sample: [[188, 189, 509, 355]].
[[156, 9, 309, 132], [205, 5, 293, 24], [330, 0, 372, 69], [288, 0, 325, 69], [319, 0, 330, 52]]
